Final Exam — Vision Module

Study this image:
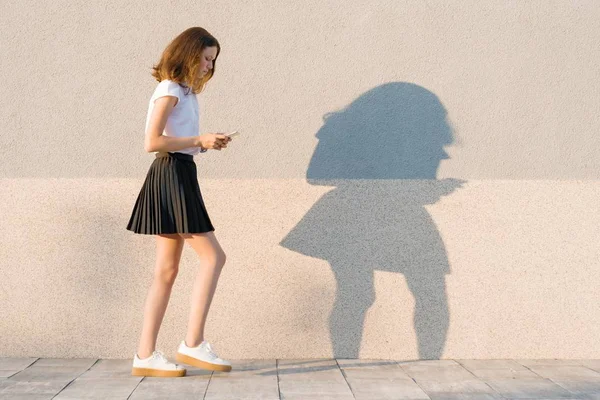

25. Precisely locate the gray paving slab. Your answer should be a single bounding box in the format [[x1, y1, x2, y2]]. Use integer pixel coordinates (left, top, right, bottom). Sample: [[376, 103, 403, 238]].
[[276, 359, 341, 374], [456, 359, 533, 371], [580, 393, 600, 400], [129, 377, 209, 400], [0, 357, 38, 371], [457, 359, 542, 380], [426, 393, 504, 400], [342, 369, 430, 399], [581, 360, 600, 373], [1, 357, 599, 399], [401, 361, 513, 399], [337, 359, 410, 369], [400, 361, 499, 396], [0, 357, 39, 378], [548, 380, 600, 399], [516, 359, 588, 367], [0, 379, 68, 397], [412, 379, 499, 395], [400, 362, 483, 381], [77, 359, 134, 379], [337, 359, 430, 399], [484, 377, 577, 399], [53, 377, 142, 399], [399, 360, 461, 368], [516, 364, 600, 398], [0, 395, 57, 400], [526, 365, 600, 381], [205, 359, 279, 400], [8, 366, 86, 382], [31, 358, 98, 369], [277, 359, 355, 400], [0, 370, 20, 378]]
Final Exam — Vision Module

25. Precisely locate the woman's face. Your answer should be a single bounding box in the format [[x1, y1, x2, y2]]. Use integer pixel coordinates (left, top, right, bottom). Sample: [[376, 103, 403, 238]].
[[197, 46, 218, 78]]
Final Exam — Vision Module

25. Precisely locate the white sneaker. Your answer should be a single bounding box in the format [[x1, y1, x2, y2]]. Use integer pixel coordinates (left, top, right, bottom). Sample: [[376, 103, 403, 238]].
[[131, 350, 186, 377], [176, 340, 232, 372]]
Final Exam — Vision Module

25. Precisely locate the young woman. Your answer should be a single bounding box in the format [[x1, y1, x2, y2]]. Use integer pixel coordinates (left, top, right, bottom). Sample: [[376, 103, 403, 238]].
[[127, 27, 233, 377]]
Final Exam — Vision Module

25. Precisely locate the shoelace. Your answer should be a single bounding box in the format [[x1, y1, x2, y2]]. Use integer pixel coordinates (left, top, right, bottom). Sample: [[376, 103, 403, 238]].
[[153, 350, 170, 364], [204, 342, 218, 359]]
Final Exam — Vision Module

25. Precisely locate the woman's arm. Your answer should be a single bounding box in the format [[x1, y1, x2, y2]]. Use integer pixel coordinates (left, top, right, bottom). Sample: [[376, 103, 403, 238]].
[[144, 96, 202, 153]]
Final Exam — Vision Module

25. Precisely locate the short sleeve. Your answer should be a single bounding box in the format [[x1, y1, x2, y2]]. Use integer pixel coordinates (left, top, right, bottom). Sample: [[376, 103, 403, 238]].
[[151, 80, 182, 107]]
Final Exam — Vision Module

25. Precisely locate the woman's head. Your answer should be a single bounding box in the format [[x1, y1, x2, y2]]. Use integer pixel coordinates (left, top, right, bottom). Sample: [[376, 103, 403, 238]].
[[151, 27, 220, 94]]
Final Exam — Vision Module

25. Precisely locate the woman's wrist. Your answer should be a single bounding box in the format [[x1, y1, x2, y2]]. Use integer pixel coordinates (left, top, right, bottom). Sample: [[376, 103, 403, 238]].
[[196, 135, 208, 152]]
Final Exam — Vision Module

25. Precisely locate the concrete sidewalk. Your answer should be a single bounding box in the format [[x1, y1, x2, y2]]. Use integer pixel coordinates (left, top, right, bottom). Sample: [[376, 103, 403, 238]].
[[1, 358, 599, 399]]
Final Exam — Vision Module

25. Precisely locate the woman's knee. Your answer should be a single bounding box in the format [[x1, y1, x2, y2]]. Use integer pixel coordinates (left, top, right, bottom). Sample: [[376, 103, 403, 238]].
[[154, 262, 179, 284], [202, 250, 226, 269], [220, 250, 227, 267], [181, 232, 227, 268]]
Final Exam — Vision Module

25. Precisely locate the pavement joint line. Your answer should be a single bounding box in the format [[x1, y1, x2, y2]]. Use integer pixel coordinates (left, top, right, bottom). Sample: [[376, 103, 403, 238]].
[[335, 358, 357, 400], [51, 357, 101, 399], [201, 370, 213, 400], [396, 359, 433, 400], [454, 358, 507, 398], [276, 359, 282, 400]]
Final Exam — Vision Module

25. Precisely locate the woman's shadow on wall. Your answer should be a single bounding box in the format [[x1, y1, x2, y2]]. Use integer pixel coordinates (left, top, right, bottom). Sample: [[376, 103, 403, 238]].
[[280, 82, 465, 359]]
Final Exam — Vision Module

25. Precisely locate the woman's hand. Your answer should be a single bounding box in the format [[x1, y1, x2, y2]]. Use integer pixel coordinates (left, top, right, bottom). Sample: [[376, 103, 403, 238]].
[[196, 133, 232, 151]]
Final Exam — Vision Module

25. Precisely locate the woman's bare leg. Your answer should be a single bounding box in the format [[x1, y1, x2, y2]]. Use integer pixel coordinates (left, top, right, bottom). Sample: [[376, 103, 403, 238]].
[[179, 231, 226, 347], [137, 233, 185, 359]]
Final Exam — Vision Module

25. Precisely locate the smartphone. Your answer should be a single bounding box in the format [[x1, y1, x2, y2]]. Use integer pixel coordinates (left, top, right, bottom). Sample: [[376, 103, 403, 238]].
[[225, 130, 240, 138]]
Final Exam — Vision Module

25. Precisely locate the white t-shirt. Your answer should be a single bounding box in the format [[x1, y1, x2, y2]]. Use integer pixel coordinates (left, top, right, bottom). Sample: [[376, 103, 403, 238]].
[[145, 79, 201, 156]]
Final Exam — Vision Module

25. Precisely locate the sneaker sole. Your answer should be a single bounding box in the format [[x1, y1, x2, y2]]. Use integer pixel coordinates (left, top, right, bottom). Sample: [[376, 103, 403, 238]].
[[131, 367, 186, 377], [176, 352, 232, 372]]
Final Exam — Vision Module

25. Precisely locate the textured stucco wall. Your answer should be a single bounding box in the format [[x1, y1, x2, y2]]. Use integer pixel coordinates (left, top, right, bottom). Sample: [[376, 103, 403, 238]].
[[1, 1, 599, 359]]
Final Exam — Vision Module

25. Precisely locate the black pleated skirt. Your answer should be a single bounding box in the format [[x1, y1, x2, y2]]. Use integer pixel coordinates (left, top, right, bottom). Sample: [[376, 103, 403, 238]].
[[126, 152, 215, 235]]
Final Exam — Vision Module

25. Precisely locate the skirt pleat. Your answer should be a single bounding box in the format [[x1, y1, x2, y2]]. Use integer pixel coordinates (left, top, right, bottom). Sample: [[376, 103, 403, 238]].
[[126, 152, 215, 235]]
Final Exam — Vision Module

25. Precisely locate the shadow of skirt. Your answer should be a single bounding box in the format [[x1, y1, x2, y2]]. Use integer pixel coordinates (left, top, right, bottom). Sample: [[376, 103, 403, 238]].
[[126, 152, 215, 235]]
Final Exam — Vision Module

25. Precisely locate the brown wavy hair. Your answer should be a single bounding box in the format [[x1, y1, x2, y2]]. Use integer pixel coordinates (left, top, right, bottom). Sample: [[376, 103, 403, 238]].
[[151, 27, 220, 95]]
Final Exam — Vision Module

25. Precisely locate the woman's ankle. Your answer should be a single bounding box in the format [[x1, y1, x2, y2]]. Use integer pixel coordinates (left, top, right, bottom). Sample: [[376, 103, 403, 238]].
[[137, 349, 154, 359], [185, 338, 204, 347]]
